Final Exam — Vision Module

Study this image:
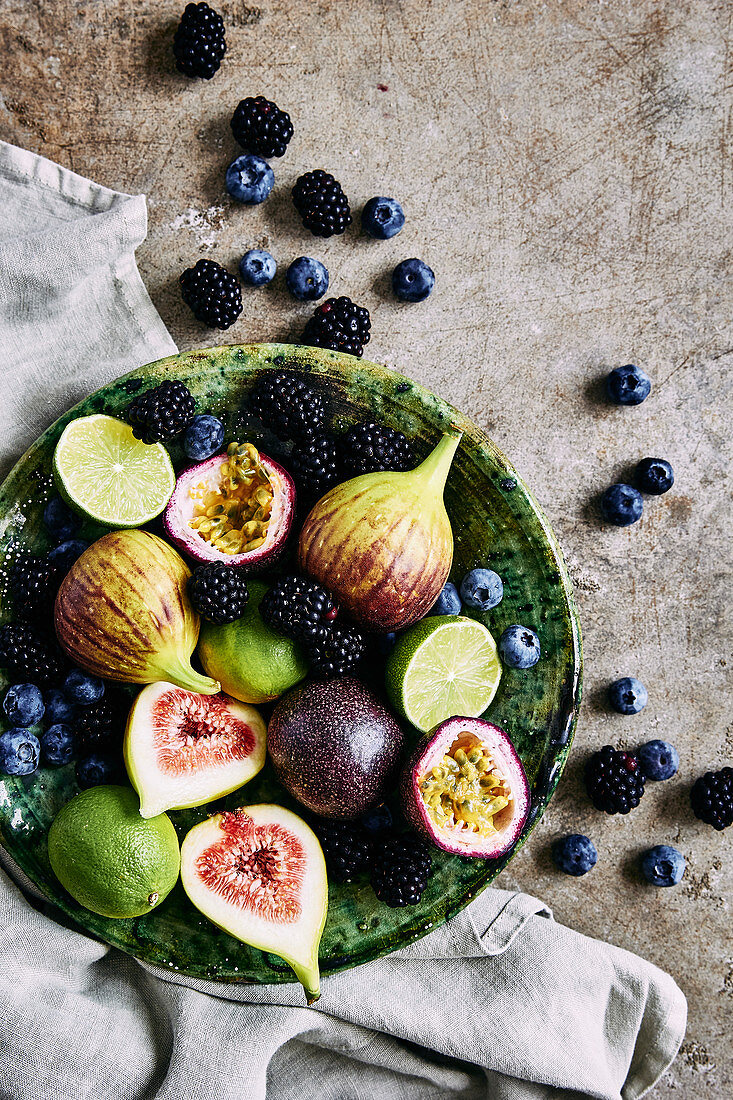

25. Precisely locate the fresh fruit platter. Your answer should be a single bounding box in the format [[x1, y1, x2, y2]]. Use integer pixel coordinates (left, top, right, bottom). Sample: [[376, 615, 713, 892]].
[[0, 343, 581, 1000]]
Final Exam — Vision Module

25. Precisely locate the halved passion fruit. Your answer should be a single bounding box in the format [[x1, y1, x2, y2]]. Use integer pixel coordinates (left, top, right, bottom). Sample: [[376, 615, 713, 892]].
[[164, 442, 294, 568], [400, 716, 530, 858]]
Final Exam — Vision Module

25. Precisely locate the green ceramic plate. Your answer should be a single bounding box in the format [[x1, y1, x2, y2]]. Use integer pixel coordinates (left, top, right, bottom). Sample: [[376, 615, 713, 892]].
[[0, 343, 581, 985]]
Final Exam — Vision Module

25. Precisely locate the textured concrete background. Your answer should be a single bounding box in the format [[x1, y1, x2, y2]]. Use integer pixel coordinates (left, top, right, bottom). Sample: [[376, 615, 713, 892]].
[[1, 0, 731, 1094]]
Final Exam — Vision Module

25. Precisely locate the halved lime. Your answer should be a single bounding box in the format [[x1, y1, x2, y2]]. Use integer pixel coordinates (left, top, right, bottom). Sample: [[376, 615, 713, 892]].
[[53, 414, 175, 527], [385, 615, 502, 732]]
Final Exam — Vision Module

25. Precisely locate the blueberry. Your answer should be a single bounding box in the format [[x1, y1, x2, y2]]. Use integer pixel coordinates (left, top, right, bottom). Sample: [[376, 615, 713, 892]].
[[0, 728, 40, 775], [635, 457, 674, 495], [375, 632, 398, 656], [640, 845, 685, 887], [40, 724, 76, 766], [285, 256, 329, 302], [76, 754, 118, 790], [184, 414, 225, 462], [606, 364, 651, 405], [43, 496, 79, 541], [361, 196, 405, 239], [239, 249, 276, 287], [430, 581, 462, 616], [638, 739, 678, 781], [44, 688, 77, 726], [600, 483, 643, 526], [392, 258, 435, 303], [3, 683, 45, 727], [64, 669, 105, 706], [499, 625, 541, 669], [609, 676, 648, 715], [225, 154, 275, 204], [48, 539, 89, 573], [460, 568, 503, 611], [552, 834, 598, 876], [361, 803, 393, 833]]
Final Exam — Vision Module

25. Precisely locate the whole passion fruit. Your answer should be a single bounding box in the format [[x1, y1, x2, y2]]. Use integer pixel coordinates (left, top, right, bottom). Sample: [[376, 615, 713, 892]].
[[400, 716, 530, 858], [164, 442, 294, 569]]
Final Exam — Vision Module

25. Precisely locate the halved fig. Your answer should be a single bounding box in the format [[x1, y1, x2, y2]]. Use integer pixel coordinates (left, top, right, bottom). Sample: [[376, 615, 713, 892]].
[[163, 443, 294, 569], [181, 805, 327, 1003], [400, 716, 530, 858], [124, 682, 266, 818]]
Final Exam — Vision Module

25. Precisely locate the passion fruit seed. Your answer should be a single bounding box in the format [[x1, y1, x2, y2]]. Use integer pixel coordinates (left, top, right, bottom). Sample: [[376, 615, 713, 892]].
[[188, 443, 274, 555], [419, 739, 512, 838]]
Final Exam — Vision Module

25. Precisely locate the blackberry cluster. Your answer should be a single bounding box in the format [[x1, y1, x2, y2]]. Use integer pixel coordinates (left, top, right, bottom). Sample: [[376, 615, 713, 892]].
[[188, 564, 249, 624], [313, 819, 372, 883], [291, 171, 352, 237], [289, 434, 341, 499], [74, 693, 125, 757], [8, 554, 59, 620], [0, 622, 66, 687], [371, 834, 432, 908], [305, 623, 366, 677], [303, 297, 371, 358], [340, 420, 415, 477], [126, 380, 196, 444], [173, 3, 226, 79], [260, 576, 336, 642], [690, 768, 733, 831], [180, 260, 243, 330], [249, 371, 327, 441], [585, 745, 646, 814], [231, 96, 293, 158]]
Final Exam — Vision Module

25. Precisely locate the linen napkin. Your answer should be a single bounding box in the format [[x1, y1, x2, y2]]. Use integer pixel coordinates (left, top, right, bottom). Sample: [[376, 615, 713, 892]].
[[0, 140, 686, 1100]]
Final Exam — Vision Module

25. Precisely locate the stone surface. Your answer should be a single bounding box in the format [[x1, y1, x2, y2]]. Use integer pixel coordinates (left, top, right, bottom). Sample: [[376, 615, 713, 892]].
[[1, 0, 731, 1093]]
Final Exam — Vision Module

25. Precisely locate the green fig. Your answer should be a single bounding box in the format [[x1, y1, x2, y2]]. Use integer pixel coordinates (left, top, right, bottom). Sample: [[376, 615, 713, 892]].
[[298, 432, 461, 632], [54, 530, 219, 694]]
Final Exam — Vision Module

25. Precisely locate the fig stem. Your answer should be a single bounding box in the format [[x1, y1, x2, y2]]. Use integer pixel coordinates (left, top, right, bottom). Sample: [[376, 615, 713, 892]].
[[163, 660, 221, 696], [413, 432, 462, 493]]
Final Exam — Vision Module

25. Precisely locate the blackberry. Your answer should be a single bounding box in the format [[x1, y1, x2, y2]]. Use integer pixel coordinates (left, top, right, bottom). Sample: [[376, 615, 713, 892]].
[[371, 834, 432, 908], [340, 420, 415, 477], [690, 768, 733, 831], [126, 380, 196, 444], [230, 95, 293, 158], [585, 745, 646, 814], [290, 434, 341, 499], [312, 819, 372, 883], [249, 371, 327, 441], [291, 170, 352, 237], [74, 694, 125, 757], [0, 623, 66, 687], [8, 554, 59, 620], [260, 576, 336, 642], [180, 259, 243, 330], [188, 563, 248, 624], [304, 623, 366, 677], [173, 3, 226, 79], [303, 296, 371, 358]]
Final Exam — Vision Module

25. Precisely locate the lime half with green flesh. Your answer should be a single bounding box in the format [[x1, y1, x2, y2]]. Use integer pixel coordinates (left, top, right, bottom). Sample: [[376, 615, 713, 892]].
[[53, 414, 175, 527], [385, 615, 502, 732]]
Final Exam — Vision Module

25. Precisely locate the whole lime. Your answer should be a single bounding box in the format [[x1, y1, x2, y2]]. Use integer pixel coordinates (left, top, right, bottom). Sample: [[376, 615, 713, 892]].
[[47, 785, 180, 918], [198, 581, 308, 704]]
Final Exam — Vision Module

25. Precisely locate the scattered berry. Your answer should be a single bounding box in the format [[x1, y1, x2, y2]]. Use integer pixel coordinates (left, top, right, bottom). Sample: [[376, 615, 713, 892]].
[[460, 568, 503, 611], [239, 249, 276, 287], [430, 581, 462, 616], [340, 420, 414, 477], [640, 845, 685, 887], [303, 296, 371, 358], [606, 364, 651, 405], [609, 677, 647, 715], [126, 380, 196, 444], [634, 457, 674, 495], [173, 2, 226, 79], [74, 696, 123, 757], [292, 170, 352, 237], [0, 728, 40, 776], [375, 632, 397, 656], [690, 768, 733, 831], [44, 688, 77, 726], [63, 670, 105, 707], [552, 834, 598, 876], [180, 260, 243, 330], [371, 833, 432, 907], [285, 256, 329, 301], [392, 258, 435, 302], [230, 95, 293, 158], [638, 740, 678, 781], [225, 154, 274, 205], [0, 623, 66, 687], [249, 371, 327, 441], [499, 625, 540, 669], [585, 745, 646, 814], [76, 754, 119, 789], [289, 434, 341, 499], [184, 414, 225, 462], [600, 483, 643, 526], [43, 497, 79, 542], [304, 622, 366, 677], [40, 724, 76, 767], [361, 196, 405, 239], [260, 576, 337, 642], [3, 684, 44, 728], [8, 553, 59, 620], [48, 540, 89, 573], [360, 803, 393, 834], [188, 563, 249, 624], [313, 819, 372, 883]]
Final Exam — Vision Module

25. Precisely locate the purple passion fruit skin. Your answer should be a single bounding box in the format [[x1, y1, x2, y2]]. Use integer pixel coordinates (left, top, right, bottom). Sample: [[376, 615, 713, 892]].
[[164, 444, 294, 570], [400, 716, 530, 858]]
